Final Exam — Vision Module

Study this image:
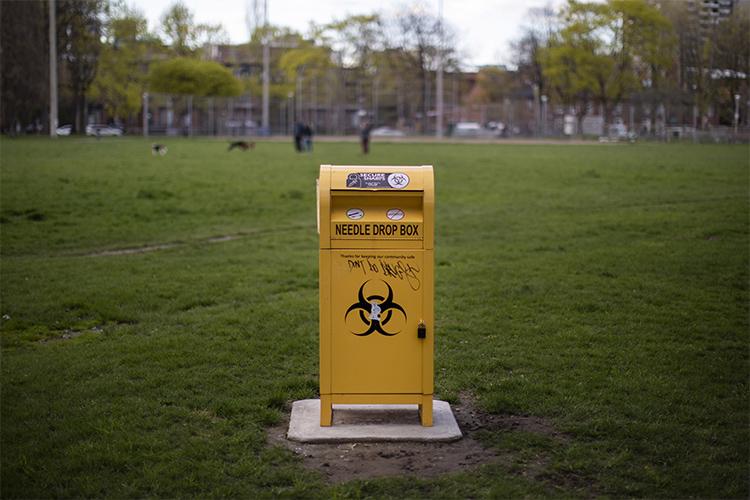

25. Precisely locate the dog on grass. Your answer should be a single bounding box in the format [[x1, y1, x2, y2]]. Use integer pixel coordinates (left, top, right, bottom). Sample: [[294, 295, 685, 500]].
[[228, 140, 255, 151], [151, 144, 168, 156]]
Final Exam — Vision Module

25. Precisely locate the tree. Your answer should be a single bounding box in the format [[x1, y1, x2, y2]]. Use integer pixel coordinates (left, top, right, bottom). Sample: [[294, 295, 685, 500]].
[[322, 14, 383, 71], [384, 5, 457, 132], [316, 14, 384, 127], [708, 1, 749, 126], [88, 3, 154, 124], [541, 0, 673, 132], [160, 2, 196, 55], [659, 0, 749, 130], [468, 66, 515, 105], [149, 57, 242, 97], [160, 1, 228, 56], [656, 1, 712, 131], [511, 6, 558, 106], [58, 0, 105, 134], [278, 43, 332, 92], [245, 25, 309, 101], [604, 0, 674, 130], [540, 31, 597, 135], [0, 0, 48, 133]]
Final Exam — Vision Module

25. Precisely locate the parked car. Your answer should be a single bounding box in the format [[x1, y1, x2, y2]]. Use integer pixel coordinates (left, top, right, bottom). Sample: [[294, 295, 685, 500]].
[[608, 123, 628, 140], [452, 121, 497, 138], [86, 124, 123, 136], [486, 121, 506, 136], [371, 126, 405, 137], [56, 124, 72, 136]]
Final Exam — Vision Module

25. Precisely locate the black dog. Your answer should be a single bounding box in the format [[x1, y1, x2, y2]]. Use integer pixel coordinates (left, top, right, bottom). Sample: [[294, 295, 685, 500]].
[[228, 141, 255, 151], [151, 144, 168, 156]]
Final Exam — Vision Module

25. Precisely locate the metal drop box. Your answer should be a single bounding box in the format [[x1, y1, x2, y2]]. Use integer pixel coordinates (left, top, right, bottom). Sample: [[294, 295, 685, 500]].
[[317, 165, 435, 426]]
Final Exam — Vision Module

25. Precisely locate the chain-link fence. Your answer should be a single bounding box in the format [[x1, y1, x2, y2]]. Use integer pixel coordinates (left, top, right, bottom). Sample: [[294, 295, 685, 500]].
[[94, 90, 748, 143]]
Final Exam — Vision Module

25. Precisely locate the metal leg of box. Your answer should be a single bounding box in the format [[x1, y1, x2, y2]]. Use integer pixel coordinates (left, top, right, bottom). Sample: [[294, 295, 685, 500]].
[[320, 395, 332, 426], [419, 395, 433, 427]]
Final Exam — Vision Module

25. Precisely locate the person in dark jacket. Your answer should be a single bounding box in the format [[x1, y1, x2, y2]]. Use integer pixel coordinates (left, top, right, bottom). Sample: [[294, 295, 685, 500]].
[[294, 122, 304, 152], [303, 123, 313, 151], [360, 121, 373, 154]]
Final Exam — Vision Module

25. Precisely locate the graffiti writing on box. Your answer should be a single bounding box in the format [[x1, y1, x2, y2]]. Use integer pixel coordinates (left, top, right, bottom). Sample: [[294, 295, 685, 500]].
[[342, 254, 422, 291]]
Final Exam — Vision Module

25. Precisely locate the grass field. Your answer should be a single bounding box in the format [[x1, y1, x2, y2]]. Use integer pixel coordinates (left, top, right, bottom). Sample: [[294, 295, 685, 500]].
[[1, 137, 748, 498]]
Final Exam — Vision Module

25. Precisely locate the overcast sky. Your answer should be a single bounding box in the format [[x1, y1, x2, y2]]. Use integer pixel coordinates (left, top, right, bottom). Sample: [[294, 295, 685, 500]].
[[130, 0, 565, 68]]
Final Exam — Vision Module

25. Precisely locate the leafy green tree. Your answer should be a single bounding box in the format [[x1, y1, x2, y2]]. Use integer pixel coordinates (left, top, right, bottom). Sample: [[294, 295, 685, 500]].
[[710, 2, 749, 126], [160, 2, 196, 55], [322, 14, 383, 72], [245, 25, 313, 103], [542, 0, 673, 131], [660, 1, 721, 130], [160, 1, 228, 56], [149, 57, 242, 97], [384, 7, 458, 132], [540, 30, 597, 135], [314, 14, 389, 129], [470, 67, 516, 105], [658, 0, 750, 130], [88, 3, 155, 124], [278, 41, 332, 117], [603, 0, 674, 127], [511, 6, 558, 110], [58, 0, 105, 133], [278, 44, 332, 81], [0, 0, 48, 133]]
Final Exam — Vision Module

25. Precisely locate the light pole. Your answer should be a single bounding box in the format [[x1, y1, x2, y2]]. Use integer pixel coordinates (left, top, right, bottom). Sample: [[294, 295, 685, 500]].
[[734, 93, 741, 135], [541, 95, 548, 136], [287, 92, 293, 135], [261, 0, 270, 135], [142, 92, 149, 137], [49, 0, 58, 137], [435, 0, 444, 138]]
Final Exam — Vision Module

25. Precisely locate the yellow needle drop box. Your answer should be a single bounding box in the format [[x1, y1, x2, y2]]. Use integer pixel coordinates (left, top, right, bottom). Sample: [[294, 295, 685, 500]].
[[317, 165, 434, 426]]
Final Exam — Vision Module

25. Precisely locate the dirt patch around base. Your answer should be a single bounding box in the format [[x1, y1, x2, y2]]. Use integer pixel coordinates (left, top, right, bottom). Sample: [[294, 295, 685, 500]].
[[267, 392, 571, 484]]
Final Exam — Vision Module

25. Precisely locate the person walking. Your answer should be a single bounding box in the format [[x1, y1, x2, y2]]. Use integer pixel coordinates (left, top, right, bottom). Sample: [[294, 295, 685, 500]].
[[293, 122, 304, 152], [303, 123, 313, 152], [360, 121, 373, 154]]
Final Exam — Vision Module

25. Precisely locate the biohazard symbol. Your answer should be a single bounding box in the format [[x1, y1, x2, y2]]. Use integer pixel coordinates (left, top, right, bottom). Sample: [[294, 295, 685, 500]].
[[346, 173, 360, 187], [389, 174, 407, 186], [345, 280, 407, 336]]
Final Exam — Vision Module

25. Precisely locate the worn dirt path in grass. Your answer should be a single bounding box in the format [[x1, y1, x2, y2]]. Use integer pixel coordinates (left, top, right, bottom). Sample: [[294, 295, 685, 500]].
[[77, 224, 314, 257], [267, 393, 581, 487]]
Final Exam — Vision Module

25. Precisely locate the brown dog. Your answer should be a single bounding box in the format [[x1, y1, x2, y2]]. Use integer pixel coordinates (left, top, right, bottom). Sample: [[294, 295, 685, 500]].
[[228, 141, 255, 151]]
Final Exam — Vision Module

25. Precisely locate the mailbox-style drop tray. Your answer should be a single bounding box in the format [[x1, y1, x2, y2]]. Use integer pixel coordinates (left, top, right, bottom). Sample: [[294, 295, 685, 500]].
[[287, 399, 462, 443]]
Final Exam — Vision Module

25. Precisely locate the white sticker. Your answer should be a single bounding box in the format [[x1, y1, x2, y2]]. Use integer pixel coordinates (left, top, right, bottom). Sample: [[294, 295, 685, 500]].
[[387, 173, 410, 189], [346, 208, 364, 220], [386, 208, 405, 221]]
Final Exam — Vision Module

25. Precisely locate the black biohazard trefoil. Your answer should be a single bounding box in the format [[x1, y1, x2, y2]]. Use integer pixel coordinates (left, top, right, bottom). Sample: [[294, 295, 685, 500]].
[[345, 280, 406, 336]]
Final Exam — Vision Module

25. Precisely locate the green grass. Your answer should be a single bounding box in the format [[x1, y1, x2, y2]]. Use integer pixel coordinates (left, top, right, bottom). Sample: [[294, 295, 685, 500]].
[[1, 137, 748, 497]]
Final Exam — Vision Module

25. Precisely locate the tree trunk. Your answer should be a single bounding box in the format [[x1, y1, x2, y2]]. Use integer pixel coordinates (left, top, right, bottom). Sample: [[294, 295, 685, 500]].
[[417, 46, 427, 133], [419, 67, 427, 133], [576, 101, 586, 138], [601, 101, 610, 136], [74, 89, 83, 134]]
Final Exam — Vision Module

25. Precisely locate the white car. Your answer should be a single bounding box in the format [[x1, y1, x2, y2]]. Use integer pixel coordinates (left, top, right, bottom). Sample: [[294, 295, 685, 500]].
[[452, 122, 497, 138], [371, 126, 405, 137], [86, 124, 123, 137], [56, 124, 72, 136]]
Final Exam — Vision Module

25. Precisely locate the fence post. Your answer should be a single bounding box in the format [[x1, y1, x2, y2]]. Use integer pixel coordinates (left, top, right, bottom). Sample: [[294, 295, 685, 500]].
[[142, 92, 149, 137]]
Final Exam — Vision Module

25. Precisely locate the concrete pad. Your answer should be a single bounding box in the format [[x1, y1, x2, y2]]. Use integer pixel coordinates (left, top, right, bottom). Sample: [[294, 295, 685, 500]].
[[287, 399, 462, 443]]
